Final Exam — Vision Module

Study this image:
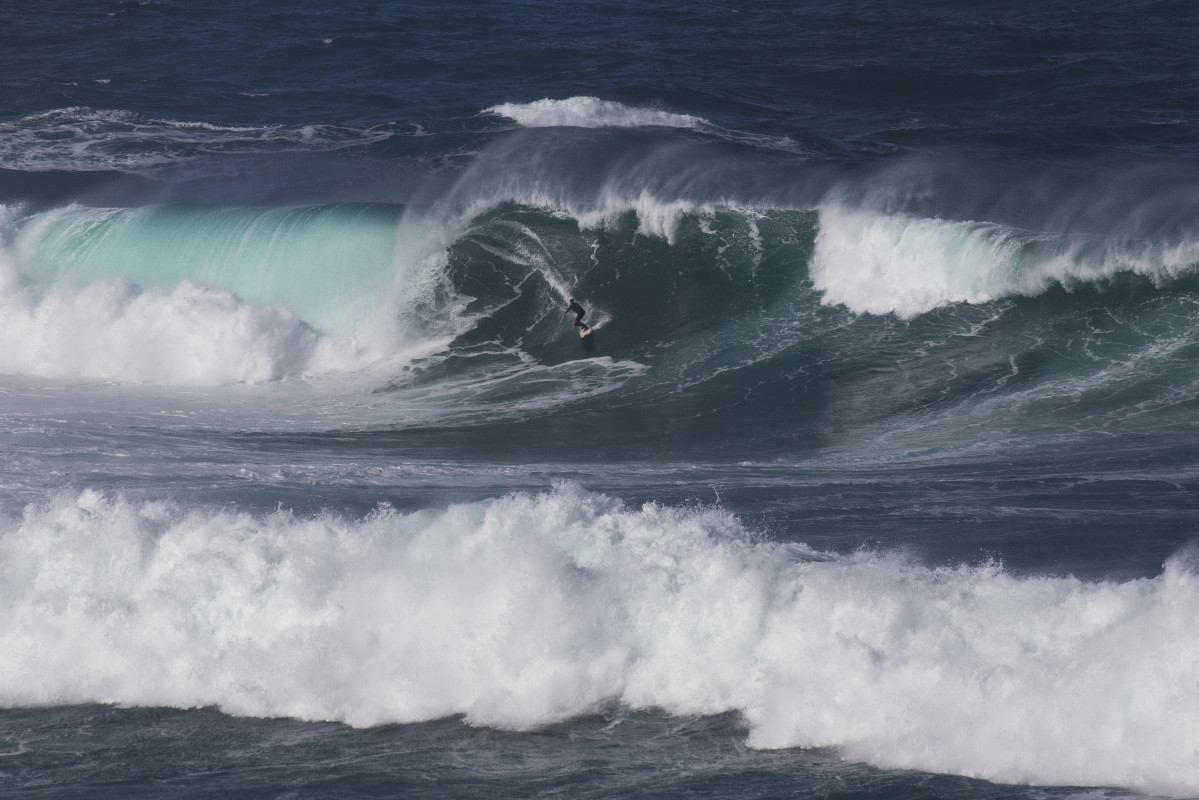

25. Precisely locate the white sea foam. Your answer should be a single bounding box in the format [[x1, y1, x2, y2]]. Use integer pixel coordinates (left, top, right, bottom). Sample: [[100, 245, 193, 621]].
[[811, 205, 1199, 318], [484, 97, 708, 130], [0, 237, 367, 384], [2, 485, 1198, 795]]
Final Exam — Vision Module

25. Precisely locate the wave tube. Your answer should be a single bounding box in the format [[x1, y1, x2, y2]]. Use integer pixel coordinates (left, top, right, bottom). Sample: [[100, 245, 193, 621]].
[[2, 485, 1198, 795]]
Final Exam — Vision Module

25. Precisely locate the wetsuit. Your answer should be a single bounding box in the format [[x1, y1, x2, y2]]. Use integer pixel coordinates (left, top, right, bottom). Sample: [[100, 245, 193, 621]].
[[567, 300, 588, 329]]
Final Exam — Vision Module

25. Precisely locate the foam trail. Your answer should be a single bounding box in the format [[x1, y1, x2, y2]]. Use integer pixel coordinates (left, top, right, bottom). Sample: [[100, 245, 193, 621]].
[[2, 485, 1198, 795], [484, 97, 708, 130], [0, 107, 396, 173]]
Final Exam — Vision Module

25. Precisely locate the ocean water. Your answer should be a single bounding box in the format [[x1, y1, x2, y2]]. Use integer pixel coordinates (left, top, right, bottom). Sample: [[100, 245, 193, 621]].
[[2, 1, 1199, 797]]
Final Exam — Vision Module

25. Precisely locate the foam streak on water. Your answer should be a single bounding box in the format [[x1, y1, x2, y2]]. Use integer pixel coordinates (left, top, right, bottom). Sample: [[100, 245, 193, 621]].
[[484, 97, 708, 130]]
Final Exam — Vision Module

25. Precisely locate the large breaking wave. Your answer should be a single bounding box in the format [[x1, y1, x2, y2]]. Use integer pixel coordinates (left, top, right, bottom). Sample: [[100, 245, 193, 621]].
[[4, 189, 1199, 419], [3, 114, 1199, 466]]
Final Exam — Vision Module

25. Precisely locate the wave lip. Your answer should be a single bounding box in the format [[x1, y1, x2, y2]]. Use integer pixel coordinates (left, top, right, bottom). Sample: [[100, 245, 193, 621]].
[[484, 97, 708, 130]]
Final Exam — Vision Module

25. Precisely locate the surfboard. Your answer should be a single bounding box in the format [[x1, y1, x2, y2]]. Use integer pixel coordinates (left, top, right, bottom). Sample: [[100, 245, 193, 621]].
[[579, 326, 594, 339]]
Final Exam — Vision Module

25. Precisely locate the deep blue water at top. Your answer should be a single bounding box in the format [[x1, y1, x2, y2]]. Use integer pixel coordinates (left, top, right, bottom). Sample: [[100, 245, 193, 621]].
[[6, 0, 1199, 158]]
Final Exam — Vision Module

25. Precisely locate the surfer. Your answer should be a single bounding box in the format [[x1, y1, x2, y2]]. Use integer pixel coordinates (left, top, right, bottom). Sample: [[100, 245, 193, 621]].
[[565, 298, 590, 332]]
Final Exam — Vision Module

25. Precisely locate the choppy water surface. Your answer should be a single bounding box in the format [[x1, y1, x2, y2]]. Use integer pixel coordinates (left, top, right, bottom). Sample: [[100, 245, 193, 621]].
[[3, 1, 1199, 797]]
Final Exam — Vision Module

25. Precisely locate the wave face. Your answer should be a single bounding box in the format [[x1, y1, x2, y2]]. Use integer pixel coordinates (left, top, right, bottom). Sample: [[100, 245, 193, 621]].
[[2, 485, 1197, 795]]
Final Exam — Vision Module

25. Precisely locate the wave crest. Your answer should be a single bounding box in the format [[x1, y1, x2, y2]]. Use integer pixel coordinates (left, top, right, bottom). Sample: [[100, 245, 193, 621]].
[[812, 205, 1199, 317], [484, 97, 708, 130]]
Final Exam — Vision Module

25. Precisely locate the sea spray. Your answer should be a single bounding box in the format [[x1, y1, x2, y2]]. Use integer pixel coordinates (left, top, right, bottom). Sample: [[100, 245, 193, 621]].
[[2, 485, 1198, 794]]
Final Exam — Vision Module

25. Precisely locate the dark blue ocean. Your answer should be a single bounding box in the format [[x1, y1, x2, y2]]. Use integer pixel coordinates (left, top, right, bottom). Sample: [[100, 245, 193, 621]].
[[2, 1, 1199, 797]]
